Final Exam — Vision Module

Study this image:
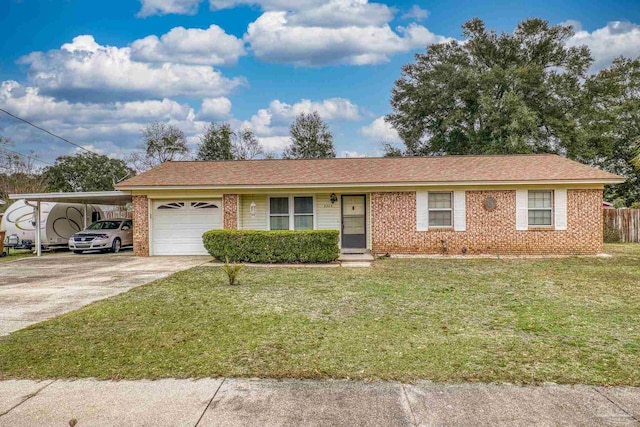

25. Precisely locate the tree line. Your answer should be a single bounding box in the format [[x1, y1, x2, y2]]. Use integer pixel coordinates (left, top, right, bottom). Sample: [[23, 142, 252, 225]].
[[0, 111, 335, 208], [2, 17, 640, 207], [384, 18, 640, 206]]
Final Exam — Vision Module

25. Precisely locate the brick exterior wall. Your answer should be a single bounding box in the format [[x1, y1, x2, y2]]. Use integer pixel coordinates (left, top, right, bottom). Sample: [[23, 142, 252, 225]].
[[223, 194, 239, 229], [371, 189, 603, 255], [132, 195, 149, 257]]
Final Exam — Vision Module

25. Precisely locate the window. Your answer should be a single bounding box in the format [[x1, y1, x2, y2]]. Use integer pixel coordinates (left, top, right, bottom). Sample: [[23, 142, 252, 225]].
[[157, 202, 185, 210], [269, 196, 315, 230], [269, 197, 289, 230], [528, 190, 553, 226], [294, 196, 313, 230], [428, 192, 453, 227], [87, 221, 122, 230], [191, 202, 219, 209]]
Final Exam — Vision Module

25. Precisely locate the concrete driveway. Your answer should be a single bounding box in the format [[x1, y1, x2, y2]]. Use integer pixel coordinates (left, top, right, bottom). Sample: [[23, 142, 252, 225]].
[[0, 252, 210, 336]]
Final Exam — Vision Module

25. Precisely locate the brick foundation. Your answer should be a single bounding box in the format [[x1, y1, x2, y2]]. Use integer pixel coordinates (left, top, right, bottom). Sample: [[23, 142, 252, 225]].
[[223, 194, 239, 229], [371, 189, 603, 255], [132, 195, 149, 257]]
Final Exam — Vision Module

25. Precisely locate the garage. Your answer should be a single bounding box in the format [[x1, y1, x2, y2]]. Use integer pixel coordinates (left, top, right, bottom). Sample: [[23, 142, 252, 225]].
[[152, 200, 222, 255]]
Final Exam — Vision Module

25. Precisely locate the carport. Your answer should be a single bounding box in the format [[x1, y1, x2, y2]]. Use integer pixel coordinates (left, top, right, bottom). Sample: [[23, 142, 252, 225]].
[[8, 191, 132, 257]]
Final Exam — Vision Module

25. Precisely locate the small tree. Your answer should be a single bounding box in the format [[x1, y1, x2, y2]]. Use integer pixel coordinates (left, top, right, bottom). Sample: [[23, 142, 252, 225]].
[[232, 129, 263, 160], [196, 123, 234, 161], [283, 112, 335, 159], [130, 122, 189, 172], [0, 150, 47, 211]]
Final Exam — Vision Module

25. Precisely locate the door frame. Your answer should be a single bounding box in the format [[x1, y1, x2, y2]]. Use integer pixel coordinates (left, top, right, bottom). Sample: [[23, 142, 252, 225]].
[[340, 194, 367, 249]]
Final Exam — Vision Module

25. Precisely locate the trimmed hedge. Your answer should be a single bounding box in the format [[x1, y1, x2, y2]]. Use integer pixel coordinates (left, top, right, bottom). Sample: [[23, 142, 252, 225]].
[[202, 229, 340, 263]]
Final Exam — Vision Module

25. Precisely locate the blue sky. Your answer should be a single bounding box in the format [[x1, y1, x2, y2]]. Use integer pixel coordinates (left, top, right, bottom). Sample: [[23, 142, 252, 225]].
[[1, 0, 639, 164]]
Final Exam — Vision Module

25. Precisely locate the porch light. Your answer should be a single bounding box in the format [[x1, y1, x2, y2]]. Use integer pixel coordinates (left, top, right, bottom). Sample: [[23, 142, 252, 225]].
[[250, 201, 256, 217], [330, 193, 338, 204]]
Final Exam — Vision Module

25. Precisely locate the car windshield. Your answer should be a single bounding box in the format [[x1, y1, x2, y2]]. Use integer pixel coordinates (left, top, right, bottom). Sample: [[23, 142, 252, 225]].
[[87, 221, 121, 230]]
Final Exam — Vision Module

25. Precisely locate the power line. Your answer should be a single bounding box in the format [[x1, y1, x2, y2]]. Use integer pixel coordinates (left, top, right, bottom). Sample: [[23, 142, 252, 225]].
[[0, 146, 55, 167], [0, 108, 101, 156]]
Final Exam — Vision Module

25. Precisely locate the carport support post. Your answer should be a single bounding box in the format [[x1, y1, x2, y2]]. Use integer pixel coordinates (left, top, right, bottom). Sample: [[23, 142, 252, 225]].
[[83, 204, 88, 229], [35, 201, 41, 257]]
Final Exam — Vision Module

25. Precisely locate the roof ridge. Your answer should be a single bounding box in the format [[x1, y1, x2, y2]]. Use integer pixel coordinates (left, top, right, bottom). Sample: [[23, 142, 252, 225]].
[[166, 153, 559, 163]]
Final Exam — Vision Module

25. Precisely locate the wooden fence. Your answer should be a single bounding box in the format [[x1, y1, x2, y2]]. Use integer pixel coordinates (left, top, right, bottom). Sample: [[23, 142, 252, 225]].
[[603, 208, 640, 243]]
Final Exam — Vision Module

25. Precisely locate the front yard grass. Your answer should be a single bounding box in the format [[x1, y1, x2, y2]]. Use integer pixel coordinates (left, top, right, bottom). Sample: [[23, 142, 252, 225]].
[[0, 249, 34, 262], [0, 244, 639, 384]]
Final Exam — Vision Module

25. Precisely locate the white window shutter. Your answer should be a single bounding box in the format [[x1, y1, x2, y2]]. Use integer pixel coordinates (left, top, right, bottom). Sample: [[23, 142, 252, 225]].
[[454, 190, 466, 231], [516, 190, 528, 230], [416, 191, 429, 231], [555, 189, 567, 230]]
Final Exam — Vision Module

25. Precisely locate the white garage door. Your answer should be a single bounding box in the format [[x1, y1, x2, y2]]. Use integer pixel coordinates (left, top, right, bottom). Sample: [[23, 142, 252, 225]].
[[152, 200, 222, 255]]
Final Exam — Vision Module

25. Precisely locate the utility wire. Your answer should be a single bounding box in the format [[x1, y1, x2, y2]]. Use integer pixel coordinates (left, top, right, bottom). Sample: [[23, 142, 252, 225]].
[[0, 146, 55, 166], [0, 108, 101, 156]]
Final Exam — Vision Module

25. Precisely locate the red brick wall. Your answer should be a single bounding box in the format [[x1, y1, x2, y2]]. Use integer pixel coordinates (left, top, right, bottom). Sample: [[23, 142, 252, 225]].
[[132, 195, 149, 257], [371, 189, 603, 255], [223, 194, 239, 229]]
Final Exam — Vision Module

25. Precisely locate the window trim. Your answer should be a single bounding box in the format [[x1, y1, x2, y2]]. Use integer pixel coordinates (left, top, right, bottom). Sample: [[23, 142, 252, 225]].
[[527, 190, 554, 228], [267, 195, 316, 231], [427, 191, 454, 228], [268, 196, 290, 231]]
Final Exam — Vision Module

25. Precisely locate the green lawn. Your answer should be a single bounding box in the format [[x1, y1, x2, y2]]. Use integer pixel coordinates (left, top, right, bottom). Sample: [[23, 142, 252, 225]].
[[1, 244, 639, 384]]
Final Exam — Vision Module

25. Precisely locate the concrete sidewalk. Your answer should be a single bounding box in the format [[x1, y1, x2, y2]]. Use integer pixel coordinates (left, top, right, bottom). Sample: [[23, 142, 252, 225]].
[[0, 378, 638, 426]]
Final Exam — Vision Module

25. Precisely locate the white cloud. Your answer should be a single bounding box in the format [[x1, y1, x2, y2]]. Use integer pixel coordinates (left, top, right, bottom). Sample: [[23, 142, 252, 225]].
[[130, 25, 245, 65], [401, 5, 429, 21], [245, 13, 447, 66], [567, 21, 640, 71], [210, 0, 392, 27], [360, 116, 400, 142], [268, 98, 360, 121], [136, 0, 447, 67], [19, 35, 245, 102], [198, 97, 232, 120], [137, 0, 202, 17], [240, 97, 361, 138], [340, 150, 366, 157], [0, 80, 210, 162], [256, 136, 290, 151]]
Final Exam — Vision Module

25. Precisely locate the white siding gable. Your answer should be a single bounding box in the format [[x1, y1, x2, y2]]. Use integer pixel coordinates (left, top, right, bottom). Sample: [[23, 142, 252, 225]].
[[516, 189, 528, 231], [554, 189, 567, 230], [454, 190, 466, 231], [416, 191, 429, 231]]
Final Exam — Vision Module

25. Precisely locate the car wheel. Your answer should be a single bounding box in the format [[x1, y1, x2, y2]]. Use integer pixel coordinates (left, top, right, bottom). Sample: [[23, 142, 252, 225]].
[[111, 238, 121, 253], [73, 250, 83, 254]]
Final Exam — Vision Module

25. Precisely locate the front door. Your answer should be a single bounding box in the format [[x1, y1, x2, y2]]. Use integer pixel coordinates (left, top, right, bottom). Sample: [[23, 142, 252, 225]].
[[341, 195, 366, 249]]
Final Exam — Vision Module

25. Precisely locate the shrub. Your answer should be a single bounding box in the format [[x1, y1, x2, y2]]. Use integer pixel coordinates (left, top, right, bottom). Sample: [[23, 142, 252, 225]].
[[221, 257, 243, 285], [203, 229, 340, 263], [612, 198, 627, 208], [603, 223, 622, 243], [631, 201, 640, 209]]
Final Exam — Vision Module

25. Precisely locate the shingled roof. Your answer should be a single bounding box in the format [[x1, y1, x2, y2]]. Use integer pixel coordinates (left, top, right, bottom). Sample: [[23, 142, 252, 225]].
[[116, 154, 624, 189]]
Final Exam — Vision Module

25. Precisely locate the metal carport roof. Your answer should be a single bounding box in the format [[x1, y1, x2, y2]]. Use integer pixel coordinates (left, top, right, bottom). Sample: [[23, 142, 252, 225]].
[[9, 191, 132, 205], [6, 191, 132, 257]]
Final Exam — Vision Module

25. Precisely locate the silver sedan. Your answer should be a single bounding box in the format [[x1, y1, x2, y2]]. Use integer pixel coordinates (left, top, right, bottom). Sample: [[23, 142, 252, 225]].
[[69, 219, 133, 254]]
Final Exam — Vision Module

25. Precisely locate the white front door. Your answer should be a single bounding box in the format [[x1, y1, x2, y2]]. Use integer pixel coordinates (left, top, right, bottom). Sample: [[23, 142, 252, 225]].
[[152, 200, 222, 255]]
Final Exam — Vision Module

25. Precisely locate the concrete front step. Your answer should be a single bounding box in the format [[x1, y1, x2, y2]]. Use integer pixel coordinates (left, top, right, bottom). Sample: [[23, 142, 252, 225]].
[[338, 253, 375, 262], [340, 261, 372, 268]]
